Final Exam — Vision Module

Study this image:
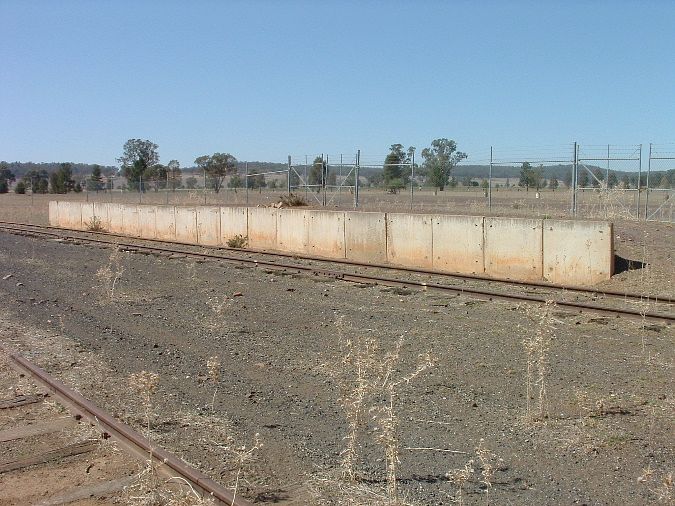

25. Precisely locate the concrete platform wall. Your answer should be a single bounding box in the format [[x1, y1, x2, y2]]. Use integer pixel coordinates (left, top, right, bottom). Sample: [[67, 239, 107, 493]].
[[386, 213, 433, 268], [175, 207, 198, 243], [138, 206, 157, 239], [155, 206, 176, 241], [220, 207, 248, 244], [543, 219, 614, 285], [433, 215, 485, 274], [484, 217, 543, 281], [93, 203, 110, 231], [48, 201, 614, 285], [196, 206, 221, 246], [122, 205, 141, 237], [307, 210, 346, 258], [48, 201, 59, 227], [345, 212, 387, 263], [107, 204, 125, 234], [247, 207, 277, 249], [277, 209, 308, 253]]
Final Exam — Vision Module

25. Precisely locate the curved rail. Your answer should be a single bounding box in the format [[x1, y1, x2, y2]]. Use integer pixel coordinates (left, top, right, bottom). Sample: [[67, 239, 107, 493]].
[[0, 222, 672, 324], [2, 345, 250, 506]]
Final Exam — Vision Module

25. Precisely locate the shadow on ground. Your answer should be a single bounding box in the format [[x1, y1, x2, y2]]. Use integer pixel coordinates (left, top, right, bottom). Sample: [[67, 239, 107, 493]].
[[614, 254, 647, 275]]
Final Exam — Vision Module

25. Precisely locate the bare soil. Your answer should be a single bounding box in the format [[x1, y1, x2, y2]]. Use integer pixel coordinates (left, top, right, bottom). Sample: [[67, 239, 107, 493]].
[[0, 230, 672, 505]]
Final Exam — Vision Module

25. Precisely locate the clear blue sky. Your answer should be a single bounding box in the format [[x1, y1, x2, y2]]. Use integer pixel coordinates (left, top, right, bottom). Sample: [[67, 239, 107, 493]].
[[1, 0, 674, 167]]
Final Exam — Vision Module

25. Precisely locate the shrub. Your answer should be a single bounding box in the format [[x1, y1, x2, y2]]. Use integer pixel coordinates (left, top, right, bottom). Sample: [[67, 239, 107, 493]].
[[86, 216, 106, 232], [279, 193, 308, 207], [14, 181, 26, 194], [227, 235, 248, 248]]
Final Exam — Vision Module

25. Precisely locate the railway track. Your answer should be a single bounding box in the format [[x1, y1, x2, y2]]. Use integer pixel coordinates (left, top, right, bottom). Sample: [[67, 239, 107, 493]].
[[0, 220, 672, 324], [0, 344, 251, 506]]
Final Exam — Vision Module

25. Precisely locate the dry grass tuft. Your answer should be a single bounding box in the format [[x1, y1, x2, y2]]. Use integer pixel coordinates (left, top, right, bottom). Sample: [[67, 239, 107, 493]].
[[522, 300, 557, 424], [331, 318, 435, 504], [206, 356, 221, 411], [638, 465, 673, 503], [95, 247, 125, 302], [85, 215, 107, 232], [278, 193, 308, 207], [226, 235, 248, 248]]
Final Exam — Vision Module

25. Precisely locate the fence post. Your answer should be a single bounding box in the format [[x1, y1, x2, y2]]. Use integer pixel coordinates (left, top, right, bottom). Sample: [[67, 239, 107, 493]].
[[244, 162, 248, 205], [636, 144, 642, 220], [410, 150, 415, 211], [488, 146, 493, 211], [355, 150, 360, 209], [287, 155, 292, 194], [571, 142, 578, 217], [645, 143, 652, 219]]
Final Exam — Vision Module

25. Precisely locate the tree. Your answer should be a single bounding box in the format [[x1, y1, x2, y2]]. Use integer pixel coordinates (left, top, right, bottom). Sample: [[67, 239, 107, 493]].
[[382, 144, 411, 192], [145, 164, 167, 191], [620, 173, 630, 189], [250, 173, 266, 189], [49, 163, 75, 193], [228, 174, 243, 189], [421, 138, 466, 191], [308, 156, 327, 191], [659, 173, 671, 189], [461, 175, 473, 187], [607, 171, 618, 189], [591, 168, 604, 188], [549, 177, 559, 191], [194, 153, 237, 193], [578, 170, 589, 188], [74, 181, 83, 193], [117, 139, 159, 192], [167, 160, 182, 191], [0, 162, 16, 192], [448, 176, 458, 188], [518, 162, 535, 191], [23, 170, 50, 193], [87, 165, 104, 192], [185, 176, 198, 189], [480, 179, 489, 190], [562, 170, 572, 188], [14, 181, 26, 194]]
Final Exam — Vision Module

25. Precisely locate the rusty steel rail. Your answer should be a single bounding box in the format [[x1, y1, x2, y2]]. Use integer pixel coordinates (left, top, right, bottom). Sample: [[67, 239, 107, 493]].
[[0, 221, 673, 324], [1, 346, 251, 506], [0, 219, 671, 304]]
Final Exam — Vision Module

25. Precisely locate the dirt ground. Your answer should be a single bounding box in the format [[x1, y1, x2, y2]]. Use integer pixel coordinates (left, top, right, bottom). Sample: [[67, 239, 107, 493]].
[[0, 228, 672, 504]]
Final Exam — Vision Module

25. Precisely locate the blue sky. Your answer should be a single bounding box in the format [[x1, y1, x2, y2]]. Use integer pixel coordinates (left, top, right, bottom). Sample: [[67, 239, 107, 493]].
[[1, 0, 674, 167]]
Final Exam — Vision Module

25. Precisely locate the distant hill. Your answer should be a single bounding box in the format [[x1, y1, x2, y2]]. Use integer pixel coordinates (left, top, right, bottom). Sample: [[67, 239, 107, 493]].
[[1, 161, 117, 178]]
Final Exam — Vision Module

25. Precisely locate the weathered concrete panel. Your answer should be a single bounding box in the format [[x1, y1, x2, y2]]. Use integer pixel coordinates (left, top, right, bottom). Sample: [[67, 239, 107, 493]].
[[345, 211, 387, 263], [386, 213, 433, 268], [307, 210, 346, 258], [138, 205, 157, 239], [80, 203, 96, 230], [197, 206, 221, 246], [543, 219, 613, 285], [108, 204, 125, 234], [433, 215, 484, 274], [122, 205, 141, 237], [247, 207, 278, 249], [220, 207, 248, 245], [484, 217, 543, 281], [92, 203, 110, 231], [48, 201, 59, 226], [59, 201, 83, 229], [175, 207, 198, 243], [155, 206, 176, 241], [276, 209, 308, 253]]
